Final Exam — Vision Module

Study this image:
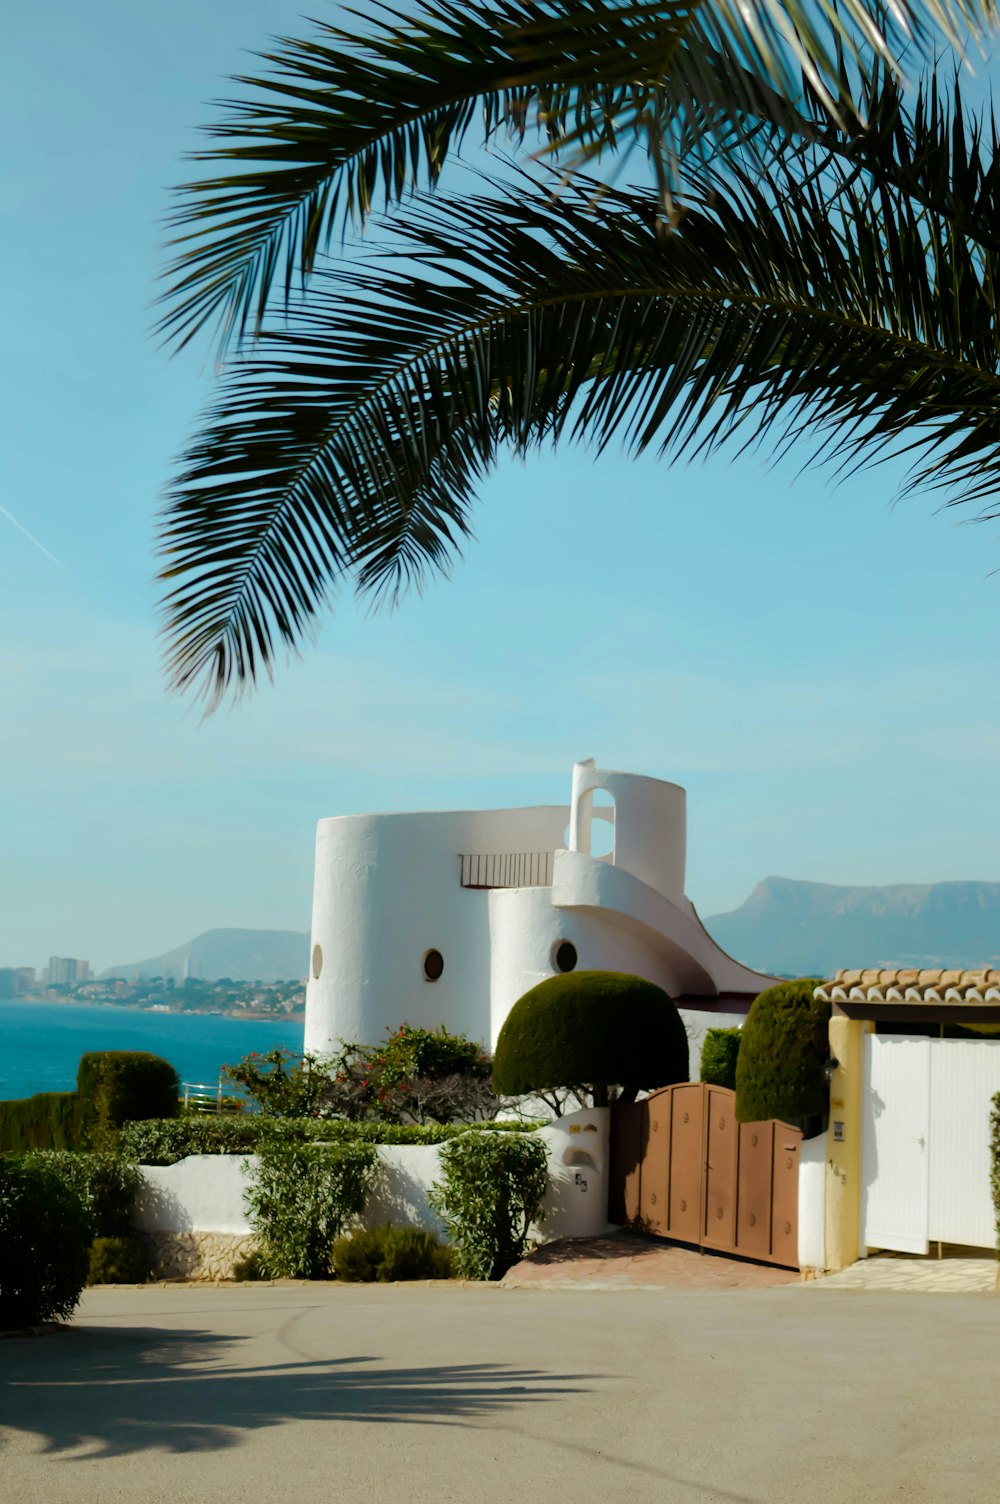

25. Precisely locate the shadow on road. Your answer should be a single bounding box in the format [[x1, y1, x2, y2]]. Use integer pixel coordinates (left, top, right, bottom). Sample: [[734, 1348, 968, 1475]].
[[1, 1323, 593, 1459]]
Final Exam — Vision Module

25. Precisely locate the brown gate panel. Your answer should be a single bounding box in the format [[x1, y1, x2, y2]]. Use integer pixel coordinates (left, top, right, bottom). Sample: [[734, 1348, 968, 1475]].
[[702, 1088, 738, 1251], [609, 1083, 801, 1270], [665, 1084, 702, 1243], [639, 1095, 670, 1234], [736, 1121, 774, 1260], [770, 1127, 802, 1268], [608, 1100, 645, 1225]]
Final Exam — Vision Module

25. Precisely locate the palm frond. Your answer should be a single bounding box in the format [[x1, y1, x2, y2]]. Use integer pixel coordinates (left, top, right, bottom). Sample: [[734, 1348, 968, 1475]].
[[158, 0, 998, 353], [160, 170, 1000, 703]]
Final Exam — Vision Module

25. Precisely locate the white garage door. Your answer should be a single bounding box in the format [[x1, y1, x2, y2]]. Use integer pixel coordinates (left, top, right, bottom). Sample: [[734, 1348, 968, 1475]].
[[862, 1033, 1000, 1255]]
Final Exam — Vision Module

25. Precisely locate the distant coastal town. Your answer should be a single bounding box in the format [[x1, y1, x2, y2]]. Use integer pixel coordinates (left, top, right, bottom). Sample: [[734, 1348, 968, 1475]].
[[0, 957, 305, 1020]]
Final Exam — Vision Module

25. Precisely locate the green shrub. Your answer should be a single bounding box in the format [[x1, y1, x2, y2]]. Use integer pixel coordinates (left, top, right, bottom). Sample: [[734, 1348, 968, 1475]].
[[21, 1152, 141, 1237], [332, 1224, 452, 1282], [232, 1251, 266, 1281], [244, 1143, 378, 1279], [121, 1116, 543, 1166], [0, 1159, 93, 1327], [77, 1052, 180, 1150], [0, 1091, 82, 1152], [734, 979, 828, 1125], [700, 1027, 742, 1091], [428, 1132, 548, 1280], [88, 1235, 150, 1285], [493, 971, 689, 1109]]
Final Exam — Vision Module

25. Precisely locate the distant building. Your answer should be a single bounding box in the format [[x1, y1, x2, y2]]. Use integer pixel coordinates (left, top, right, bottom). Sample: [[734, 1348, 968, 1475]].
[[0, 966, 35, 997], [305, 758, 778, 1063], [46, 956, 91, 986]]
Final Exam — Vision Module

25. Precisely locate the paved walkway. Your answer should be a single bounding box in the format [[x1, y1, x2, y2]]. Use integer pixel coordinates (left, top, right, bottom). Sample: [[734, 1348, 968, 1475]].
[[819, 1253, 998, 1293], [5, 1282, 1000, 1504], [503, 1233, 798, 1289]]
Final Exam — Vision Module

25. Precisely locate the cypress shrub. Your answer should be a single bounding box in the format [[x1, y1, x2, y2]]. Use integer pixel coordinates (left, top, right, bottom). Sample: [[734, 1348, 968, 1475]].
[[700, 1027, 741, 1091], [493, 971, 688, 1107], [734, 979, 829, 1125], [0, 1159, 93, 1327], [0, 1091, 81, 1152], [76, 1052, 180, 1149]]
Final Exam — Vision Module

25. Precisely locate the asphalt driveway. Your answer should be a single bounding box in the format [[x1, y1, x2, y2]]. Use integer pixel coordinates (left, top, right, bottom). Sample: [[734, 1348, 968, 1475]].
[[2, 1281, 998, 1504]]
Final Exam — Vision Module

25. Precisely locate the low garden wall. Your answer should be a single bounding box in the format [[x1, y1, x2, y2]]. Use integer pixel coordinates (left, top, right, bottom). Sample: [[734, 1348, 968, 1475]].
[[133, 1110, 611, 1280]]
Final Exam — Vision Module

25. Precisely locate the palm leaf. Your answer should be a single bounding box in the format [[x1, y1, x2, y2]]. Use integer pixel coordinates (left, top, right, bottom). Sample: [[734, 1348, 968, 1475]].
[[158, 0, 999, 353], [160, 164, 1000, 703]]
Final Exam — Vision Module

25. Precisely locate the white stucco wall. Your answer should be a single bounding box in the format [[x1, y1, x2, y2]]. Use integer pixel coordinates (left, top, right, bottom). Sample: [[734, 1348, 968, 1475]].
[[305, 806, 567, 1054], [132, 1112, 612, 1250], [798, 1131, 827, 1272], [134, 1154, 252, 1236]]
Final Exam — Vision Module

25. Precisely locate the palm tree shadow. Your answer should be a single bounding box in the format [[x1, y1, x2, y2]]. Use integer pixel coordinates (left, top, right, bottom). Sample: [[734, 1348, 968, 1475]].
[[2, 1325, 594, 1460]]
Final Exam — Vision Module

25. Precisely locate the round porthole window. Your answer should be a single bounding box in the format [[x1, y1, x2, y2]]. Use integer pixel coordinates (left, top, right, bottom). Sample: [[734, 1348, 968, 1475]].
[[423, 948, 444, 982], [312, 943, 323, 980], [554, 940, 578, 973]]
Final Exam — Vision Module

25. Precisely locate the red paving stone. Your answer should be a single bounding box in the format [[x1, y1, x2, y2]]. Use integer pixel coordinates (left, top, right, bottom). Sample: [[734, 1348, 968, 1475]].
[[502, 1233, 799, 1290]]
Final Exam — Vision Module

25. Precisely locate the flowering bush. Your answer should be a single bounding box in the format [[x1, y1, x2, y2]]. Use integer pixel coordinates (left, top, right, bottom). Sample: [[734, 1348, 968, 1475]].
[[221, 1048, 332, 1116], [223, 1026, 503, 1124]]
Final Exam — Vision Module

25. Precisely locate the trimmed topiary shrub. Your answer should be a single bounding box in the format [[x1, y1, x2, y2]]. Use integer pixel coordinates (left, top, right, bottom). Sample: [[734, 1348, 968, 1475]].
[[493, 971, 688, 1109], [88, 1235, 150, 1285], [0, 1159, 93, 1327], [243, 1143, 378, 1279], [77, 1052, 181, 1149], [22, 1152, 141, 1237], [428, 1131, 548, 1280], [700, 1027, 741, 1091], [734, 979, 828, 1125], [332, 1224, 452, 1282], [0, 1091, 82, 1152]]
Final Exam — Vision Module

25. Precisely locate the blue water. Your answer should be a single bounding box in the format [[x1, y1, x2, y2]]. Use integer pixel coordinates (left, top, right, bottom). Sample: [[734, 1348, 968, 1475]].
[[0, 999, 304, 1100]]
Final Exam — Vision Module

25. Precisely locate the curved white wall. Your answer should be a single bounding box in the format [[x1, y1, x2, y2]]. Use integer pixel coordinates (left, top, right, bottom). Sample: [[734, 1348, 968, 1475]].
[[304, 762, 774, 1058], [305, 806, 566, 1054]]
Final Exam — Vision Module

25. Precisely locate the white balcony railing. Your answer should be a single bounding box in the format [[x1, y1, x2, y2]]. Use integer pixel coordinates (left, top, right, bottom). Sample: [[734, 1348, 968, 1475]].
[[459, 851, 554, 889]]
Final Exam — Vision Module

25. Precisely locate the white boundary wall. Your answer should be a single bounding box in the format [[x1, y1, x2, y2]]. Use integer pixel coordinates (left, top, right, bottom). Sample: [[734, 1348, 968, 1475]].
[[133, 1110, 613, 1248]]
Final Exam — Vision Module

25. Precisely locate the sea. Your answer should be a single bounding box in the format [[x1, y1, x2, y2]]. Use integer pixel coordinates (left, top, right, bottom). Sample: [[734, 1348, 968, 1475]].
[[0, 998, 304, 1102]]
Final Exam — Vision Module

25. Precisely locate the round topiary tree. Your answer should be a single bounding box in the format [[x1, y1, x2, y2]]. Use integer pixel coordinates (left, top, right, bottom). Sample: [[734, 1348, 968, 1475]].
[[734, 979, 828, 1126], [0, 1160, 93, 1328], [493, 970, 689, 1110]]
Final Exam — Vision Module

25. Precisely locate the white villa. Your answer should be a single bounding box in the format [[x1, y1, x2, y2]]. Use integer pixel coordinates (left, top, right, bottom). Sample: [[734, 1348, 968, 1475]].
[[304, 759, 777, 1060]]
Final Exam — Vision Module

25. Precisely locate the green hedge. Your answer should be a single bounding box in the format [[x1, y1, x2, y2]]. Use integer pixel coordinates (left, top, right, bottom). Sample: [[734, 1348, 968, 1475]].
[[700, 1028, 741, 1091], [120, 1115, 543, 1165], [0, 1051, 181, 1153], [493, 971, 688, 1105], [0, 1092, 81, 1152], [734, 979, 828, 1125], [76, 1052, 180, 1149]]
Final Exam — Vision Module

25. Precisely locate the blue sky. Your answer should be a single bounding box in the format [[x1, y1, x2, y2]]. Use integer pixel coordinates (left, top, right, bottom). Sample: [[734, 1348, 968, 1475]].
[[3, 1, 1000, 972]]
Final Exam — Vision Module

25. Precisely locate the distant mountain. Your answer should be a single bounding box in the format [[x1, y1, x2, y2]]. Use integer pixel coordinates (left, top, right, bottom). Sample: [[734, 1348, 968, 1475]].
[[705, 877, 1000, 977], [103, 929, 310, 984]]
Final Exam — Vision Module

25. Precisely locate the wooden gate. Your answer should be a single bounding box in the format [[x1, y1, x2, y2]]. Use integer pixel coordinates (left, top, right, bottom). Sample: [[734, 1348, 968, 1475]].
[[609, 1083, 802, 1268]]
